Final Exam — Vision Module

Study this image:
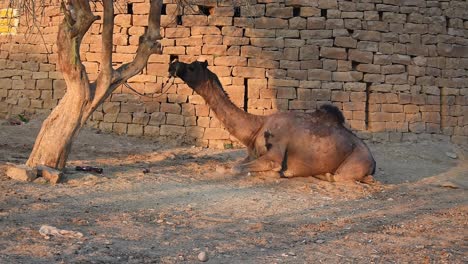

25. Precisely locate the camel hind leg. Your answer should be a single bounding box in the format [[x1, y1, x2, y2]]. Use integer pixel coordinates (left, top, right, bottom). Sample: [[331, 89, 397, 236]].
[[328, 145, 376, 183]]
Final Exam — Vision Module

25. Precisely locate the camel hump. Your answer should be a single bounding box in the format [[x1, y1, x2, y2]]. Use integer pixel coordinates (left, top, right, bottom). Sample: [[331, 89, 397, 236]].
[[319, 104, 345, 124]]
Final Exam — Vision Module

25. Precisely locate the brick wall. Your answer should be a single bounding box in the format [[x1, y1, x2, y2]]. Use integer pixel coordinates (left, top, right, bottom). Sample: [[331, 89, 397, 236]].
[[0, 0, 467, 147]]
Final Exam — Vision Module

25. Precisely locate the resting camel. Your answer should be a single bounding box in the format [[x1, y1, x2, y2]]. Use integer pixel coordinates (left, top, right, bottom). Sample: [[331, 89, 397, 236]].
[[169, 60, 376, 183]]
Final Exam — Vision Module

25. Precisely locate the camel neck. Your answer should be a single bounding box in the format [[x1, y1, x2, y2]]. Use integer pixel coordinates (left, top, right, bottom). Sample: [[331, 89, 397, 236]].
[[196, 78, 265, 146]]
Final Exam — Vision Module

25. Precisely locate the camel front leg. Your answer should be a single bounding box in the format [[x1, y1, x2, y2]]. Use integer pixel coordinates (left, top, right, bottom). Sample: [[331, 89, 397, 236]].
[[232, 147, 285, 175]]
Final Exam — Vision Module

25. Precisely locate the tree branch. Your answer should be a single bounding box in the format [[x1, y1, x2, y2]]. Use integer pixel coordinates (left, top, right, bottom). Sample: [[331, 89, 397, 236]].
[[99, 0, 114, 77], [113, 0, 162, 85]]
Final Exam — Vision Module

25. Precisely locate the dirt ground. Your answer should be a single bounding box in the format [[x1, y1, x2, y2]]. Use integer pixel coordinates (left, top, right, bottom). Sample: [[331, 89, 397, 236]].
[[0, 118, 467, 264]]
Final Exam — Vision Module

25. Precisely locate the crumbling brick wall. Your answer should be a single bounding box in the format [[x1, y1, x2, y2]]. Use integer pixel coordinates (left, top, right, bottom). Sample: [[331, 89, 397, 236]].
[[0, 0, 467, 147]]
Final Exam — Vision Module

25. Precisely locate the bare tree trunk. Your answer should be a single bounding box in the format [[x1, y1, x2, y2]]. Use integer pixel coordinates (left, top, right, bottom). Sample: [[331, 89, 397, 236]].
[[26, 0, 162, 170]]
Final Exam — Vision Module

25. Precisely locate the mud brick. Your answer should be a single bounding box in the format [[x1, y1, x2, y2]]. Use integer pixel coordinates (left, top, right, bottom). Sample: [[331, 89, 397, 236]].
[[381, 65, 405, 75], [223, 36, 249, 46], [165, 113, 184, 126], [321, 60, 336, 71], [409, 122, 425, 133], [176, 36, 203, 46], [299, 46, 319, 60], [221, 26, 243, 37], [281, 60, 301, 70], [285, 38, 305, 48], [404, 104, 419, 113], [301, 30, 332, 39], [334, 60, 350, 72], [422, 112, 440, 123], [247, 78, 267, 92], [194, 105, 209, 117], [208, 66, 231, 77], [411, 94, 426, 105], [382, 104, 403, 113], [186, 126, 204, 138], [391, 54, 412, 65], [370, 112, 393, 122], [244, 28, 276, 38], [398, 93, 411, 104], [113, 123, 127, 135], [307, 17, 325, 29], [6, 164, 37, 182], [202, 35, 223, 45], [276, 87, 297, 99], [308, 69, 332, 81], [343, 102, 365, 111], [163, 46, 185, 55], [266, 6, 293, 18], [103, 102, 120, 114], [279, 47, 298, 60], [343, 83, 365, 92], [232, 67, 265, 78], [249, 99, 272, 109], [191, 26, 220, 36], [332, 72, 363, 82], [288, 69, 308, 80], [320, 47, 347, 60], [197, 116, 210, 128], [36, 79, 52, 90], [182, 15, 208, 26], [204, 128, 230, 140], [202, 45, 227, 55], [160, 103, 181, 114], [348, 49, 373, 63], [208, 16, 232, 26], [350, 92, 366, 102], [347, 120, 365, 130], [334, 37, 357, 48], [289, 100, 313, 110], [214, 56, 247, 66], [356, 64, 380, 73], [326, 19, 344, 29], [160, 125, 186, 136], [374, 55, 392, 65], [142, 125, 159, 137], [255, 17, 288, 29], [288, 17, 306, 30], [116, 113, 132, 123], [331, 91, 350, 102], [212, 7, 235, 17], [386, 73, 408, 85], [251, 37, 285, 48], [369, 122, 386, 132]]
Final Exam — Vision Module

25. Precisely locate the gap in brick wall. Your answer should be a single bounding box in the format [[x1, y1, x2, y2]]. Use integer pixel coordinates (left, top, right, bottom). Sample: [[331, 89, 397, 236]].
[[161, 4, 167, 15], [127, 3, 133, 15], [176, 15, 183, 25], [365, 82, 371, 130], [293, 7, 300, 17], [347, 29, 354, 35], [320, 9, 327, 17], [351, 61, 359, 70], [243, 78, 248, 112], [234, 6, 241, 17], [198, 5, 211, 16], [378, 11, 383, 20]]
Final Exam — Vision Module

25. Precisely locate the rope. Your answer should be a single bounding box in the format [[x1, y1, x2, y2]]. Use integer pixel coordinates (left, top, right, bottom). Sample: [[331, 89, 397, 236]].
[[123, 76, 175, 99]]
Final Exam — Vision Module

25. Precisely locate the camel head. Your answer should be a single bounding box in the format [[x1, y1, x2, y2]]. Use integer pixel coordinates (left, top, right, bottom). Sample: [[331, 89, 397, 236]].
[[169, 60, 210, 89]]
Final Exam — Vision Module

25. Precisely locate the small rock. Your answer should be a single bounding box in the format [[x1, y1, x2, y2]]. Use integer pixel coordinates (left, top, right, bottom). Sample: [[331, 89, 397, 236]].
[[445, 152, 458, 159], [387, 198, 394, 201], [6, 164, 37, 182], [288, 252, 296, 256], [315, 239, 325, 244], [142, 168, 150, 174], [197, 251, 208, 262], [37, 165, 63, 184]]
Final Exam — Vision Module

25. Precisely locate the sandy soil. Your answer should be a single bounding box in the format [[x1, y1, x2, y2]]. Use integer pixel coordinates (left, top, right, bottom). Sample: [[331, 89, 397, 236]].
[[0, 119, 467, 264]]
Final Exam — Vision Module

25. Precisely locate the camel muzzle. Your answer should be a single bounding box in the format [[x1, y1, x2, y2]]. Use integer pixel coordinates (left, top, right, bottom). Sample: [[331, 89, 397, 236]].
[[168, 60, 180, 77]]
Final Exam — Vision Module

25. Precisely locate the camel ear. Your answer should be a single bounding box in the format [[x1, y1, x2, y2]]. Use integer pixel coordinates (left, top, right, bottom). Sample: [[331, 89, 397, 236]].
[[202, 60, 208, 68]]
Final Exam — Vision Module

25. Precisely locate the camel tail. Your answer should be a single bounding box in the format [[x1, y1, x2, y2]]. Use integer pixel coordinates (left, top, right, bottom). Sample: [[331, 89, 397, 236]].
[[319, 104, 345, 124]]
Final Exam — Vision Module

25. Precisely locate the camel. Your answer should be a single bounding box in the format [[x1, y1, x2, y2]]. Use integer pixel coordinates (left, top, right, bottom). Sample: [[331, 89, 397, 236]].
[[168, 60, 376, 183]]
